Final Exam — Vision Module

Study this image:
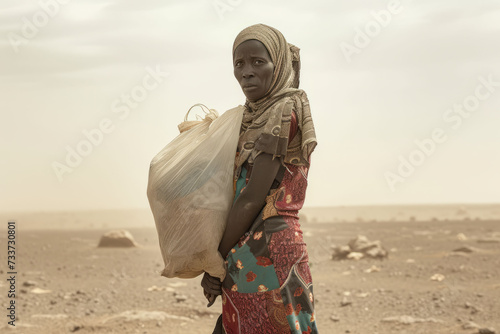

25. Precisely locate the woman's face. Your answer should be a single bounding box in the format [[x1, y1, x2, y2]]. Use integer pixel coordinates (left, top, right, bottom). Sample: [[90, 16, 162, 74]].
[[233, 39, 274, 102]]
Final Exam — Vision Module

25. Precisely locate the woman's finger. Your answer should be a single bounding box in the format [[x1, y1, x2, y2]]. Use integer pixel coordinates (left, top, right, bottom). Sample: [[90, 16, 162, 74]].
[[201, 274, 219, 289], [202, 281, 222, 295], [204, 290, 217, 307], [201, 273, 222, 295], [205, 273, 221, 284]]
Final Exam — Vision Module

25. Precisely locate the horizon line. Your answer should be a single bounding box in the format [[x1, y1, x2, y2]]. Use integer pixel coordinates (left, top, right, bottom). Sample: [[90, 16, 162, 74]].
[[2, 202, 500, 214]]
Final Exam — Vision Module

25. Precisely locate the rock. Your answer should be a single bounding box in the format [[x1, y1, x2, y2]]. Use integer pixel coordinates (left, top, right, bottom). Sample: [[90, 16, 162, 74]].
[[477, 328, 496, 334], [168, 282, 187, 288], [465, 302, 482, 314], [147, 285, 168, 292], [348, 235, 371, 250], [331, 245, 351, 260], [453, 246, 478, 253], [69, 324, 83, 332], [331, 236, 388, 260], [348, 236, 377, 252], [340, 297, 352, 307], [23, 280, 37, 287], [381, 315, 443, 325], [364, 265, 381, 273], [175, 295, 188, 303], [430, 274, 445, 282], [457, 233, 468, 241], [97, 230, 138, 248], [348, 236, 388, 259], [462, 321, 481, 329], [30, 287, 52, 294], [330, 315, 340, 322], [365, 246, 388, 259], [346, 252, 364, 260]]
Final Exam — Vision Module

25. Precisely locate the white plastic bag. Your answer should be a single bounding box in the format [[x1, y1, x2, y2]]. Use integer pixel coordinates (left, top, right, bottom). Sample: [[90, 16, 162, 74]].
[[147, 104, 244, 280]]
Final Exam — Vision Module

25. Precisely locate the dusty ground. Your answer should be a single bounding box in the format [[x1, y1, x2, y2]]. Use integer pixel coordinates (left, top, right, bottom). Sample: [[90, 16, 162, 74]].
[[1, 219, 499, 334]]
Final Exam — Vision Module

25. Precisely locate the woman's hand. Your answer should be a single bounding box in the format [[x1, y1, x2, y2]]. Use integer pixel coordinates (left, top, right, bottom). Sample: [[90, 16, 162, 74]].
[[201, 272, 222, 307]]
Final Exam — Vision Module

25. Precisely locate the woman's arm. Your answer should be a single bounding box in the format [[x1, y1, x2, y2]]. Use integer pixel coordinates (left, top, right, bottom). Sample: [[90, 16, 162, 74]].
[[202, 153, 281, 301], [202, 121, 296, 302], [218, 152, 282, 258]]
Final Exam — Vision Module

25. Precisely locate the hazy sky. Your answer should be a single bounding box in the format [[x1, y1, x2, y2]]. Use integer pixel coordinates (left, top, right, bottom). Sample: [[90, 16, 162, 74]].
[[1, 0, 499, 212]]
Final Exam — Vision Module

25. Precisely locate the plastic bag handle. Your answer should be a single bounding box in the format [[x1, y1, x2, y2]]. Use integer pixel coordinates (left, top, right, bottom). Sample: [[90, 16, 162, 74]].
[[185, 104, 211, 122]]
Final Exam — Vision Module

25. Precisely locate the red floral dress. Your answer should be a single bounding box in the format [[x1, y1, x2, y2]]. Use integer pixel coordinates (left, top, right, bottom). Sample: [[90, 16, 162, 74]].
[[221, 112, 318, 334]]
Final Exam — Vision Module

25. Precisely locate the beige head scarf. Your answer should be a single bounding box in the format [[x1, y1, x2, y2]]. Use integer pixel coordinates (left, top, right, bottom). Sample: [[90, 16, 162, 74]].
[[233, 23, 317, 171]]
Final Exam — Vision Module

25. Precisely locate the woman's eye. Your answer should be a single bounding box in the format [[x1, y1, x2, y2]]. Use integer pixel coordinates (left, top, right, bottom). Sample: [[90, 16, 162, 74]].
[[255, 59, 264, 65], [235, 61, 243, 67]]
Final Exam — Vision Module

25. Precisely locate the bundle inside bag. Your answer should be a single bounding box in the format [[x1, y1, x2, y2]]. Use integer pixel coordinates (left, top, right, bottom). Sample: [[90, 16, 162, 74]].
[[147, 104, 244, 281]]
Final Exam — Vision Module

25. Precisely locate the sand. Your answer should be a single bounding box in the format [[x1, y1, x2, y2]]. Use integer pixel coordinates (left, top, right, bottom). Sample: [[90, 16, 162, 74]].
[[0, 216, 499, 333]]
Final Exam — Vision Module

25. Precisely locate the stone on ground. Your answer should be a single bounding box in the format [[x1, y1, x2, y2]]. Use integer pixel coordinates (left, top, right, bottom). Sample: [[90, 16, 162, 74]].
[[98, 230, 138, 248], [331, 235, 388, 260]]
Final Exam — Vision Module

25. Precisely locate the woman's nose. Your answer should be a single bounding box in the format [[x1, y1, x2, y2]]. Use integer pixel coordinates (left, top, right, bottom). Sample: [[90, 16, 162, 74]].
[[242, 72, 254, 79], [242, 65, 254, 79]]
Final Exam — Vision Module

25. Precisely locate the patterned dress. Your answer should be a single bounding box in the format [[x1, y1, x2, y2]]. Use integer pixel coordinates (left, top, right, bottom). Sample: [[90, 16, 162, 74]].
[[221, 113, 318, 334]]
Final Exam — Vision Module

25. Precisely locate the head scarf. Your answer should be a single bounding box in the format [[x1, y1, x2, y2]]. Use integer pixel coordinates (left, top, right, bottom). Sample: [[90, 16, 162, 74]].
[[232, 23, 317, 171]]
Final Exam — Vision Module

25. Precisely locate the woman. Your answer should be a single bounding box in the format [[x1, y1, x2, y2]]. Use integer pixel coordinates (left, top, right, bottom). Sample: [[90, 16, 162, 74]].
[[202, 23, 318, 334]]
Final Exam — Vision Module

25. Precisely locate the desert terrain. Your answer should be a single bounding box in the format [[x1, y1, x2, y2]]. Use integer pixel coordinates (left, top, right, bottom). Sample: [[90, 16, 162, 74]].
[[0, 205, 499, 334]]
